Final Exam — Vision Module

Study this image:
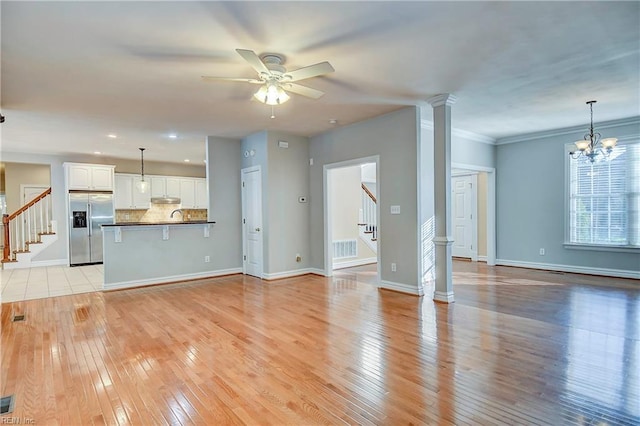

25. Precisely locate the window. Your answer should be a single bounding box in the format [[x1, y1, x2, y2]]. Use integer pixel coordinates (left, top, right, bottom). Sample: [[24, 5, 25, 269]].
[[568, 142, 640, 248]]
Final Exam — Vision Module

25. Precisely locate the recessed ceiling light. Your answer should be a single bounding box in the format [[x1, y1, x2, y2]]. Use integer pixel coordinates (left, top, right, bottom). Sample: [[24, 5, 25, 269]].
[[168, 134, 178, 139], [94, 151, 102, 155], [107, 134, 118, 139], [184, 159, 190, 162]]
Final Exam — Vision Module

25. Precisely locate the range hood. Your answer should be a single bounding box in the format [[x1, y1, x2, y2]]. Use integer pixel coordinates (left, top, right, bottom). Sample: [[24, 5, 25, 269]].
[[151, 197, 181, 204]]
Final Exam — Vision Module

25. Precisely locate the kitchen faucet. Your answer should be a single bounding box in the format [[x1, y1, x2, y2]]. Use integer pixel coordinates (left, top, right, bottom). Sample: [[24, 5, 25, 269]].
[[170, 209, 184, 220]]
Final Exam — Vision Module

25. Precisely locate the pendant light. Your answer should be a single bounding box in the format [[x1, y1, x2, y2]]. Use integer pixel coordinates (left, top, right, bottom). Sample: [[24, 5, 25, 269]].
[[136, 147, 149, 193]]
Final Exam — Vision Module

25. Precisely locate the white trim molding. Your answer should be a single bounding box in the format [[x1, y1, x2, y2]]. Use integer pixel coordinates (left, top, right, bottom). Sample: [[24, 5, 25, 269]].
[[262, 268, 319, 281], [426, 93, 457, 107], [496, 259, 640, 280], [433, 291, 455, 303], [104, 268, 243, 291], [496, 116, 640, 145], [379, 280, 424, 296], [333, 257, 377, 270], [421, 120, 496, 145]]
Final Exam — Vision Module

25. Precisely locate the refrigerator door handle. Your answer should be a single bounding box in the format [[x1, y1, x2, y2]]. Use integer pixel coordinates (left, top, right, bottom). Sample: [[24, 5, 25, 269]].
[[87, 203, 92, 236]]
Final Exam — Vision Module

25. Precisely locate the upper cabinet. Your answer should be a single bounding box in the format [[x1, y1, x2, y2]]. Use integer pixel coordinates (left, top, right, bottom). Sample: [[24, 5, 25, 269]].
[[150, 176, 181, 198], [64, 163, 115, 191], [195, 180, 208, 209], [114, 174, 151, 209], [115, 173, 206, 210]]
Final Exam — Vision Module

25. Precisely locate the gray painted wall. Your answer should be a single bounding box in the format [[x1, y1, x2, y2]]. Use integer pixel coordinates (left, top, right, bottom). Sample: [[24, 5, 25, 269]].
[[103, 224, 227, 287], [310, 107, 420, 289], [205, 136, 243, 270], [240, 131, 310, 275], [496, 118, 640, 273], [266, 131, 310, 274]]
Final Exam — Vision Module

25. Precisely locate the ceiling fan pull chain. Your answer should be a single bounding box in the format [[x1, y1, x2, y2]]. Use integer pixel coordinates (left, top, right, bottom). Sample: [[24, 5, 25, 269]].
[[271, 105, 276, 119]]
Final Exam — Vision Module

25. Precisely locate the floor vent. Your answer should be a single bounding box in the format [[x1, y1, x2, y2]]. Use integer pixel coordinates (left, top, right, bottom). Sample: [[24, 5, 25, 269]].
[[0, 395, 15, 415], [12, 314, 25, 322], [333, 239, 357, 259]]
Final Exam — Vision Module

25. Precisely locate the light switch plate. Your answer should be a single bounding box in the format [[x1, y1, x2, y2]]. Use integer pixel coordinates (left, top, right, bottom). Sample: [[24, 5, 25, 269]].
[[390, 205, 401, 214]]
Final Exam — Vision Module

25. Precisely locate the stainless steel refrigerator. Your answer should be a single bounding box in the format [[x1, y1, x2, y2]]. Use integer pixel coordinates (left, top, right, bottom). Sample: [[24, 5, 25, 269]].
[[69, 191, 114, 266]]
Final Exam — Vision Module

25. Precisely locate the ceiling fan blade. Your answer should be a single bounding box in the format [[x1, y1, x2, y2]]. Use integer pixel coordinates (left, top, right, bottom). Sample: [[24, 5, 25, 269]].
[[236, 49, 271, 76], [201, 76, 263, 84], [284, 61, 335, 82], [284, 83, 325, 99]]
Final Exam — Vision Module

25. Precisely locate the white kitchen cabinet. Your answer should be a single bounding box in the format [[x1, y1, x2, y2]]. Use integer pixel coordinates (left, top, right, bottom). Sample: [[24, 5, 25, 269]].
[[114, 174, 151, 209], [65, 163, 115, 191], [114, 174, 133, 209], [195, 179, 208, 209], [179, 179, 196, 208], [150, 176, 181, 198]]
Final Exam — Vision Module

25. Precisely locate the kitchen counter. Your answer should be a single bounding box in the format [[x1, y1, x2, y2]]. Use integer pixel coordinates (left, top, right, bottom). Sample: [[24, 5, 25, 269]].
[[103, 221, 216, 226]]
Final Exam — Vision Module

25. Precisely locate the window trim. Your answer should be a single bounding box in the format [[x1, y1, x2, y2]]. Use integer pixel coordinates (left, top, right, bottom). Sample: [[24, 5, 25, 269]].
[[564, 137, 640, 252]]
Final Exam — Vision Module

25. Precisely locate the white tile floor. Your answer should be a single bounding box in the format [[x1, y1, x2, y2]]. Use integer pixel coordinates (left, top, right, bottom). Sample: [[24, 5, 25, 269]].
[[1, 264, 103, 303]]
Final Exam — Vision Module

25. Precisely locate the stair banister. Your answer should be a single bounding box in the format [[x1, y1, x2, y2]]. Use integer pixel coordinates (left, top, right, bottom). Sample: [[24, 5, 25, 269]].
[[2, 187, 52, 263]]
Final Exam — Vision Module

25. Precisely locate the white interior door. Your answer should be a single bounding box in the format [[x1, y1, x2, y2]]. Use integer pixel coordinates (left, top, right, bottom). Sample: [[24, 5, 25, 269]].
[[241, 167, 263, 278], [452, 174, 477, 259], [22, 185, 49, 206]]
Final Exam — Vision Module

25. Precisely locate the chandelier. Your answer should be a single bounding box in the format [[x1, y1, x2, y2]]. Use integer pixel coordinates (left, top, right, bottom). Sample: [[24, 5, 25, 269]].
[[570, 100, 617, 163]]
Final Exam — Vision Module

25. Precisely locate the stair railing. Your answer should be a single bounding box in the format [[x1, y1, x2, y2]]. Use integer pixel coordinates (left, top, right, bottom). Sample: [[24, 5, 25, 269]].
[[2, 188, 52, 263], [359, 183, 377, 241]]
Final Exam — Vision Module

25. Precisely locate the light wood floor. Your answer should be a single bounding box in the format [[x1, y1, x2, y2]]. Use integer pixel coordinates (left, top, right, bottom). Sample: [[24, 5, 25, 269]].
[[1, 262, 638, 425]]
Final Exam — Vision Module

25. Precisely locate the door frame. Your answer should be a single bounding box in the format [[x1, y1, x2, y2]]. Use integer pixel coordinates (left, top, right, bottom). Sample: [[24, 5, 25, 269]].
[[20, 184, 49, 206], [240, 165, 263, 278], [323, 155, 380, 278], [452, 163, 496, 265], [451, 172, 478, 261]]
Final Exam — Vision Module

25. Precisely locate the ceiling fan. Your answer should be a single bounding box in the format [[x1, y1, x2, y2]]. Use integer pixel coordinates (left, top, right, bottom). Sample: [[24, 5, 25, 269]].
[[202, 49, 335, 105]]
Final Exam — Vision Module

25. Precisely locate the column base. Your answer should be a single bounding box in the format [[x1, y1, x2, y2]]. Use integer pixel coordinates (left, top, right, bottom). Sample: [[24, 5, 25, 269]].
[[433, 290, 455, 303]]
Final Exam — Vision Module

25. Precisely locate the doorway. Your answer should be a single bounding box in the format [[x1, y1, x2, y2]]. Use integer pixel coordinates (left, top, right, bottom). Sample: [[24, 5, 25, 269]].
[[324, 156, 380, 283]]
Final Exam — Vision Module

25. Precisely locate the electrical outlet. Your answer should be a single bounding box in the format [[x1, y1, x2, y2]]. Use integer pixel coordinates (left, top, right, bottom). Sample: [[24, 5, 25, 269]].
[[204, 256, 210, 263], [391, 262, 397, 272], [296, 253, 301, 262], [539, 248, 545, 256]]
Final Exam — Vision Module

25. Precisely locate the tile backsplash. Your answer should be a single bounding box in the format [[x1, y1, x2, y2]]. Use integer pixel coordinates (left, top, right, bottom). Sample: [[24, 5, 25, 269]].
[[116, 205, 207, 223]]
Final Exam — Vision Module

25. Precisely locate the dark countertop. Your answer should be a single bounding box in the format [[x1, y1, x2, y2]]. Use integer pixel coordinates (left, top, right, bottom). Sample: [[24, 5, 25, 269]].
[[102, 221, 216, 227]]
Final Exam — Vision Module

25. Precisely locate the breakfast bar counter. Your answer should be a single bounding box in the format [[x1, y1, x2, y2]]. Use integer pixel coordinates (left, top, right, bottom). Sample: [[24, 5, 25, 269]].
[[101, 220, 238, 291]]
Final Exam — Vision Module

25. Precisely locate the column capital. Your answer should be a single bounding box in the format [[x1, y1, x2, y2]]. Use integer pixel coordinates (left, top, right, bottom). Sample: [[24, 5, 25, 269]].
[[427, 93, 458, 107]]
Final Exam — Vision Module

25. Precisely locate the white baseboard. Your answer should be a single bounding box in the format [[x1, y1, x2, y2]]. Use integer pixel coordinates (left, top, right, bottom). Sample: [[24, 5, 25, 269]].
[[307, 268, 328, 277], [477, 255, 488, 262], [262, 268, 320, 281], [379, 280, 424, 296], [496, 259, 640, 280], [332, 257, 377, 270], [104, 267, 243, 291], [28, 259, 68, 268]]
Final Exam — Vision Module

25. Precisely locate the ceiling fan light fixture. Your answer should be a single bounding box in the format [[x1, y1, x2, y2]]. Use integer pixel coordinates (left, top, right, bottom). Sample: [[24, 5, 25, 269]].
[[254, 83, 290, 106]]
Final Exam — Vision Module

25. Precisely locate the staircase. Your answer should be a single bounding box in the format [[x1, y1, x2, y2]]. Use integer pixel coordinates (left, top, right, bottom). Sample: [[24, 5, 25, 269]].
[[2, 188, 58, 269], [357, 183, 377, 253]]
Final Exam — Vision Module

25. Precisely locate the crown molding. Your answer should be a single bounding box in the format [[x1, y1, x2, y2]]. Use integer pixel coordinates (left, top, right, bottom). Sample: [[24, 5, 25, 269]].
[[420, 119, 496, 145], [495, 116, 640, 146]]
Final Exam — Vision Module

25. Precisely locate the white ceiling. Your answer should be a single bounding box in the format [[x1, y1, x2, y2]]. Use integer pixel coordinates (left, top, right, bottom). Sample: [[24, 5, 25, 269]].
[[2, 1, 639, 164]]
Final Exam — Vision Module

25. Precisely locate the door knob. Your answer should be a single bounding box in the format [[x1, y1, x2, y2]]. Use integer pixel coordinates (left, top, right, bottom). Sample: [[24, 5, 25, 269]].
[[255, 227, 261, 232]]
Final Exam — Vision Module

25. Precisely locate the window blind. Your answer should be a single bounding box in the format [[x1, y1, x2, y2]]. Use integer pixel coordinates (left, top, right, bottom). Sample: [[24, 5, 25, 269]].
[[569, 142, 640, 247]]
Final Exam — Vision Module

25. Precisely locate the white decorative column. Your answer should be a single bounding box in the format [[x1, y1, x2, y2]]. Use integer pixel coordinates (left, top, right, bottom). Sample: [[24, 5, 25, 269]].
[[427, 94, 457, 303]]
